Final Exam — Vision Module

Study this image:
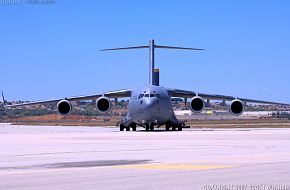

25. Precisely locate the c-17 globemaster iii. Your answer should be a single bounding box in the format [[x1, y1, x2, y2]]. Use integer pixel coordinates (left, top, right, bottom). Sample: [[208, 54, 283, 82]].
[[2, 40, 290, 131]]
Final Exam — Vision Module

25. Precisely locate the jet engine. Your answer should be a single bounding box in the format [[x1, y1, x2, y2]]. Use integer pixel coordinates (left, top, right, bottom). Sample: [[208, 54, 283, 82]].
[[229, 99, 244, 116], [190, 96, 205, 113], [96, 97, 111, 113], [57, 99, 72, 115]]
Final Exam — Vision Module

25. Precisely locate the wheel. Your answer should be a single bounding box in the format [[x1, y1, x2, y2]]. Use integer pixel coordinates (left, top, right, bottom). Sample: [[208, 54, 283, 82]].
[[120, 125, 125, 131], [177, 125, 182, 131], [165, 123, 171, 131], [172, 127, 176, 131], [126, 127, 130, 131], [150, 124, 154, 131], [145, 124, 150, 131], [131, 124, 137, 131]]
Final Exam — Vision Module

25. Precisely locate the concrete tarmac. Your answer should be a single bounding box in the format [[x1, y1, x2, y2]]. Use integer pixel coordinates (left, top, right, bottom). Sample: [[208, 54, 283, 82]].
[[0, 123, 290, 190]]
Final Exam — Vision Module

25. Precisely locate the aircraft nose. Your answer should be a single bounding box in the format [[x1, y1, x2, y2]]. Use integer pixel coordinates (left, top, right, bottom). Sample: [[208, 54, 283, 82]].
[[143, 98, 158, 110]]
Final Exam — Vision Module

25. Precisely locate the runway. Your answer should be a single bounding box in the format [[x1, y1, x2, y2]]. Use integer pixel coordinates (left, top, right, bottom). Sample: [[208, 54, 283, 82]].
[[0, 124, 289, 190]]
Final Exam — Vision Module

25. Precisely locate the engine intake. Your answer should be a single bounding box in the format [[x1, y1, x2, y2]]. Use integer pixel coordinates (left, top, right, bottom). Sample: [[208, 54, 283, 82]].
[[96, 97, 111, 113], [229, 99, 244, 116], [190, 96, 205, 113], [57, 100, 72, 115]]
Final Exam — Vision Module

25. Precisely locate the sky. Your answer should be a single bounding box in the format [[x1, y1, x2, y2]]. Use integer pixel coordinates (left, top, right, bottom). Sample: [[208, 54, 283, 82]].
[[0, 0, 290, 103]]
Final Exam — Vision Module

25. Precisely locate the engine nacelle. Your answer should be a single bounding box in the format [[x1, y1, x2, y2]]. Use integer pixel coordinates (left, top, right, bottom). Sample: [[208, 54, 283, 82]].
[[190, 96, 205, 113], [96, 97, 111, 113], [229, 99, 244, 116], [57, 99, 72, 115]]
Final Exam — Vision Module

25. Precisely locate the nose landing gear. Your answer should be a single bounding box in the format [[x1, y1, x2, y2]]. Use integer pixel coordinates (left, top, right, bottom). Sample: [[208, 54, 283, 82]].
[[145, 124, 155, 132]]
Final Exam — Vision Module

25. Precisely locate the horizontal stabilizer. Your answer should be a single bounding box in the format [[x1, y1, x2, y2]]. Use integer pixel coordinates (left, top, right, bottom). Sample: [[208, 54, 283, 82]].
[[155, 45, 204, 51], [100, 44, 204, 51], [100, 46, 149, 51]]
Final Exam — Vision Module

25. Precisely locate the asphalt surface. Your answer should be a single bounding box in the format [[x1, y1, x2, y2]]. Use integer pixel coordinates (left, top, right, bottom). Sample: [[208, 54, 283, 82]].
[[0, 123, 290, 190]]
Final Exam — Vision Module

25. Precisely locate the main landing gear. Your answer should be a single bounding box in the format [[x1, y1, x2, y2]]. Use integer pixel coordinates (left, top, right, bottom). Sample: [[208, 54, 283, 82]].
[[145, 122, 184, 131], [118, 122, 187, 132], [165, 122, 184, 131], [119, 123, 154, 132], [120, 123, 137, 131]]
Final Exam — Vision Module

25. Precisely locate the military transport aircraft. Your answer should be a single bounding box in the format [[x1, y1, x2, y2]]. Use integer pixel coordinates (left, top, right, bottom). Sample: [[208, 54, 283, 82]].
[[2, 40, 289, 131]]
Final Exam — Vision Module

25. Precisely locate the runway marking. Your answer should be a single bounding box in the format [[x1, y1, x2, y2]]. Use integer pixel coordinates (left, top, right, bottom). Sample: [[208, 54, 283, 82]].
[[0, 164, 234, 176], [114, 164, 235, 170]]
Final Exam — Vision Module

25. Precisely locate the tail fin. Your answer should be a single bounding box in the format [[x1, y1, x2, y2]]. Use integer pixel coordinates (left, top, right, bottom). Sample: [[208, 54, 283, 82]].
[[100, 40, 204, 85]]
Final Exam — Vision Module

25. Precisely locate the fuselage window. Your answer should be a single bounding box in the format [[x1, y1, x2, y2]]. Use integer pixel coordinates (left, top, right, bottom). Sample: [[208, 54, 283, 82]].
[[144, 94, 149, 97], [138, 94, 144, 99], [150, 94, 155, 97]]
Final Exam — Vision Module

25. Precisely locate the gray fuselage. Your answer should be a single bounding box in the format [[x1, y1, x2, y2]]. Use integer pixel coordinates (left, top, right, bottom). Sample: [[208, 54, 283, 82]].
[[126, 85, 177, 126]]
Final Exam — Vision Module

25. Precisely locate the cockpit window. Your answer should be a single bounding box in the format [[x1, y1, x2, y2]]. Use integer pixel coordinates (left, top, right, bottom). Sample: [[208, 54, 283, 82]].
[[138, 93, 161, 99]]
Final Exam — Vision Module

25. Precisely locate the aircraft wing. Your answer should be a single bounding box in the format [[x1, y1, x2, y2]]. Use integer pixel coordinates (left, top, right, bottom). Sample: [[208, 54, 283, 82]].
[[4, 89, 132, 108], [169, 88, 290, 106]]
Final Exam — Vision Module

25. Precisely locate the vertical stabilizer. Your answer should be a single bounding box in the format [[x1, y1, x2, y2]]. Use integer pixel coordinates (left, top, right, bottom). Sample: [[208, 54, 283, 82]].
[[149, 39, 155, 85]]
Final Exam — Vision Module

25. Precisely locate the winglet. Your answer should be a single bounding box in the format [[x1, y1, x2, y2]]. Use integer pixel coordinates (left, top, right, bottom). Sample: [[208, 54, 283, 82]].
[[1, 91, 6, 106]]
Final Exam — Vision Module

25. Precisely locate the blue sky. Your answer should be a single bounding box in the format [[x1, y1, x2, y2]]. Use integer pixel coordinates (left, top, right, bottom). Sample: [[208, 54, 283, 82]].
[[0, 0, 290, 103]]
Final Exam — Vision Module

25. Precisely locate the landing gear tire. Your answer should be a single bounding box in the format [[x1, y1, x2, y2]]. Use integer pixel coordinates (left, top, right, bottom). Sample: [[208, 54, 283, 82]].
[[126, 127, 130, 131], [120, 124, 125, 131], [165, 123, 170, 131], [177, 125, 182, 131], [150, 125, 154, 131], [145, 124, 150, 132], [131, 124, 137, 131]]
